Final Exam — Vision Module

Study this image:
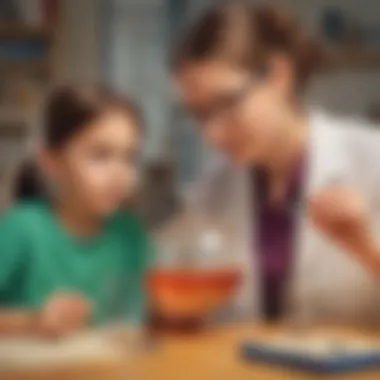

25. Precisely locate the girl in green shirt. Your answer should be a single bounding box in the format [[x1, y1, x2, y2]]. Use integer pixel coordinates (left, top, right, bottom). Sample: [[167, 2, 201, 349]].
[[0, 85, 152, 338]]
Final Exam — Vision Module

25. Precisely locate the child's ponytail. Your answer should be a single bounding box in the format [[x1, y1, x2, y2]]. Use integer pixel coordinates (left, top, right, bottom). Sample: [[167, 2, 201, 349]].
[[13, 159, 46, 201]]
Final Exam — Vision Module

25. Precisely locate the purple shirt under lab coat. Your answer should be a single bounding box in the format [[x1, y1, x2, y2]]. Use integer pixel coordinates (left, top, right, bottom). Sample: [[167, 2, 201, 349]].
[[252, 159, 305, 321]]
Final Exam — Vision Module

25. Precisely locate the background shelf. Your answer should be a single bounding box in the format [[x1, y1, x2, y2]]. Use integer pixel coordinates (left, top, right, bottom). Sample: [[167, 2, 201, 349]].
[[325, 48, 380, 71], [0, 58, 49, 74], [0, 22, 51, 40]]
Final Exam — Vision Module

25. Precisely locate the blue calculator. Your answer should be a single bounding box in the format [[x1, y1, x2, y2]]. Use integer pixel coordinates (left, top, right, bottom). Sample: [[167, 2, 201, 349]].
[[240, 334, 380, 374]]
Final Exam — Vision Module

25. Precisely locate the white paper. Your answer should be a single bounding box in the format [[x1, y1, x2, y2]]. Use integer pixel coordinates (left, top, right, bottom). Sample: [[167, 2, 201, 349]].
[[0, 327, 137, 370]]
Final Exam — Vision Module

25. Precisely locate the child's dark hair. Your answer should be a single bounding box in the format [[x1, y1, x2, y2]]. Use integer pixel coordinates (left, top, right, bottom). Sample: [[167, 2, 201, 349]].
[[14, 84, 142, 201]]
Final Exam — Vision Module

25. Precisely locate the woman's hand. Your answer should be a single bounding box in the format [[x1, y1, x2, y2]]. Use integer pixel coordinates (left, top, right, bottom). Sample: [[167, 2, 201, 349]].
[[308, 186, 380, 275], [39, 293, 92, 338], [309, 186, 371, 252]]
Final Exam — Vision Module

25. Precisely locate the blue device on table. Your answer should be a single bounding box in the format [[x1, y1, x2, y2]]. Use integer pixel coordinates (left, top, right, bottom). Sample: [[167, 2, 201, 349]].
[[240, 340, 380, 374]]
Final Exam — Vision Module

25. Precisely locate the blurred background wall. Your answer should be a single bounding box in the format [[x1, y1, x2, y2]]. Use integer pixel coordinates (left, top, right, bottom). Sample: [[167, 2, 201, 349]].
[[0, 0, 380, 221]]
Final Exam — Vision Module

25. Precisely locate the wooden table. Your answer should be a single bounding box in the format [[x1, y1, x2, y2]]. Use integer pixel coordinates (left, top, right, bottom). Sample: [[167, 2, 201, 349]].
[[3, 324, 380, 380], [136, 324, 380, 380]]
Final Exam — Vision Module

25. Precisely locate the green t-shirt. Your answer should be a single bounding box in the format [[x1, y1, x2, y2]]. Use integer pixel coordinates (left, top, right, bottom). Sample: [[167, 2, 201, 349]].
[[0, 200, 152, 325]]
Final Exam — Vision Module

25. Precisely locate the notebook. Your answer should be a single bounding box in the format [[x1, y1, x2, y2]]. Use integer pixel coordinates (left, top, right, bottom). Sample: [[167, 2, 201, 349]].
[[240, 332, 380, 374]]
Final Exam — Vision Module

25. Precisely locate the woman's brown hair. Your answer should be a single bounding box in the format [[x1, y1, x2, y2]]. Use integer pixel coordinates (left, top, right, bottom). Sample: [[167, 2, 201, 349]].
[[172, 3, 323, 90]]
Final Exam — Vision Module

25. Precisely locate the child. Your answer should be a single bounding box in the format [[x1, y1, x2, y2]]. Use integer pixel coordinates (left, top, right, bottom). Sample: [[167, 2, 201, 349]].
[[0, 84, 152, 338]]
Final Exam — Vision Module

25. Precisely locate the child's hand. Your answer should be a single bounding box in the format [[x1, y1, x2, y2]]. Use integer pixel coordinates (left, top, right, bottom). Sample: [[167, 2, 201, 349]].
[[39, 293, 92, 338]]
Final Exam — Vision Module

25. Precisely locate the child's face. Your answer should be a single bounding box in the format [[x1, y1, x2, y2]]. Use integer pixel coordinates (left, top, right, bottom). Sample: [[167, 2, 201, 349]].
[[42, 111, 140, 217]]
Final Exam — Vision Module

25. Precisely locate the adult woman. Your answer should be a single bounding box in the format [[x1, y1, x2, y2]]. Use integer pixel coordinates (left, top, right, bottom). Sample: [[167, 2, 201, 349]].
[[167, 3, 380, 324]]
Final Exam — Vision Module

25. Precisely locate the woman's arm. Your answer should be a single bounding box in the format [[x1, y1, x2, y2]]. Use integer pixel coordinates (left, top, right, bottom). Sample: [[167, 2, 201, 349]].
[[309, 186, 380, 277]]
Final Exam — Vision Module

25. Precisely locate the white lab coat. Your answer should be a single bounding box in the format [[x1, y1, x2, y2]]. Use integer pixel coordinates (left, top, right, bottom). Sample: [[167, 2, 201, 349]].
[[161, 110, 380, 324]]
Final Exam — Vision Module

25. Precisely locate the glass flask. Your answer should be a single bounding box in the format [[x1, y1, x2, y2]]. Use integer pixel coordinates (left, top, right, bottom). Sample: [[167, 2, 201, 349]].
[[148, 213, 242, 332]]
